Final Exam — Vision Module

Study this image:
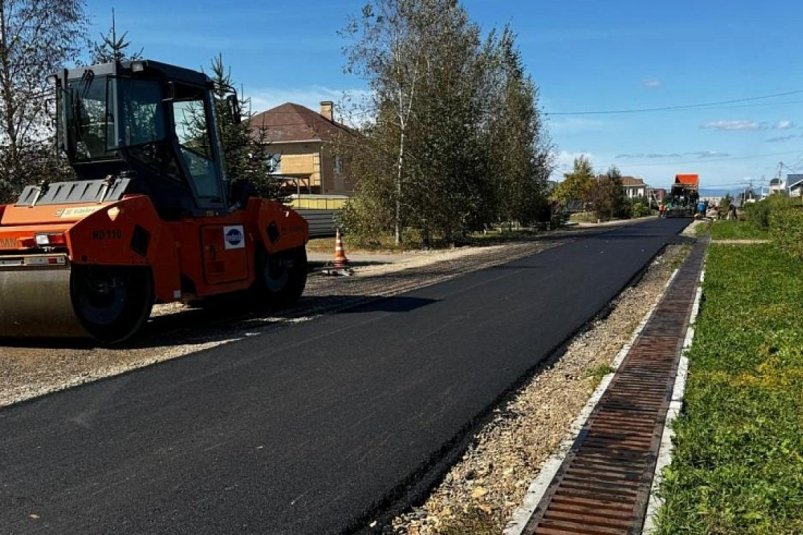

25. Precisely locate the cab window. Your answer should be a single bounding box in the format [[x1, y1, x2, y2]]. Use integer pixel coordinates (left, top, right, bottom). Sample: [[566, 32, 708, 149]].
[[171, 85, 221, 200]]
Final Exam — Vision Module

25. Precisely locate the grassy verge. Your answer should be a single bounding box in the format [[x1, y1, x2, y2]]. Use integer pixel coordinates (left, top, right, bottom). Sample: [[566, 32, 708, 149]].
[[709, 220, 770, 240], [656, 244, 803, 534], [570, 211, 597, 223], [694, 220, 711, 236], [306, 228, 548, 254]]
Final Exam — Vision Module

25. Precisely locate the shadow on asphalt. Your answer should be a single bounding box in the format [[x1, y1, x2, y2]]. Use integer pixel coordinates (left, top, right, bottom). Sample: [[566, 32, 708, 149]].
[[132, 294, 438, 347], [0, 294, 439, 350]]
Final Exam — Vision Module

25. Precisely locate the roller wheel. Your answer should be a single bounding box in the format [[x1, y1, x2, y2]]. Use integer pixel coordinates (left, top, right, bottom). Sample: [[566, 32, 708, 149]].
[[254, 247, 307, 307], [70, 266, 154, 344]]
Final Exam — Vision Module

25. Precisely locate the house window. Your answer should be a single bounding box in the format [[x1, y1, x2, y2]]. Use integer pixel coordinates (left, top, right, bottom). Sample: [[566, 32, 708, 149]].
[[266, 153, 281, 174], [334, 155, 343, 174]]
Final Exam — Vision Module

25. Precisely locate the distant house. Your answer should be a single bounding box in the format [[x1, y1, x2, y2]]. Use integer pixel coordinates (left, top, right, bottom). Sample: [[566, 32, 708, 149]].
[[651, 188, 667, 202], [769, 176, 788, 195], [250, 101, 354, 196], [620, 176, 648, 199], [591, 174, 648, 199], [787, 174, 803, 197]]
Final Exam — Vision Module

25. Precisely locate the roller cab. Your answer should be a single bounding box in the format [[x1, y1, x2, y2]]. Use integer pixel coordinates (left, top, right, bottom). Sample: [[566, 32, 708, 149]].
[[0, 60, 308, 344]]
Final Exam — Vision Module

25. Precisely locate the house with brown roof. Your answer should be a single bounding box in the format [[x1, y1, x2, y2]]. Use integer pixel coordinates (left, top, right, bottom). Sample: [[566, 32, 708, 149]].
[[250, 101, 354, 196], [593, 174, 649, 199], [620, 176, 648, 199]]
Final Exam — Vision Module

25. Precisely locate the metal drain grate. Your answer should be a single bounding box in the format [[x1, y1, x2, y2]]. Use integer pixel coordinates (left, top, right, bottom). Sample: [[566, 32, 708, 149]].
[[522, 240, 707, 535]]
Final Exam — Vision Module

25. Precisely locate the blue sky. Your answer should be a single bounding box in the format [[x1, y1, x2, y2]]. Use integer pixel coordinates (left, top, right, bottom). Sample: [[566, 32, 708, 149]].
[[86, 0, 803, 190]]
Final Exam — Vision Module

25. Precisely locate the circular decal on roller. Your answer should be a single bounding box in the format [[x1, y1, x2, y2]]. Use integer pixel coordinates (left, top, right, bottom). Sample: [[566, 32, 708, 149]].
[[223, 225, 245, 249]]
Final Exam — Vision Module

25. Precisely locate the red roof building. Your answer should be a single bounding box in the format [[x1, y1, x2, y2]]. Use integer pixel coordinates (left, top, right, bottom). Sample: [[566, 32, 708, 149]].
[[250, 102, 354, 195]]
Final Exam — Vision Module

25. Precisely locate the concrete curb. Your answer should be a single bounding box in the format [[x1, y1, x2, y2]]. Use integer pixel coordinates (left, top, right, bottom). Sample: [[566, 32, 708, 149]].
[[503, 264, 682, 535]]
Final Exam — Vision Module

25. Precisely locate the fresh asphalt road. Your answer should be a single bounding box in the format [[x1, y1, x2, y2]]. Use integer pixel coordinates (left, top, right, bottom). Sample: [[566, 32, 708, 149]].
[[0, 218, 690, 534]]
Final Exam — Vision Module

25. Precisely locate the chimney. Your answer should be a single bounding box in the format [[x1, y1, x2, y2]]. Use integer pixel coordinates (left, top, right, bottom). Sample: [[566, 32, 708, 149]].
[[320, 100, 334, 122]]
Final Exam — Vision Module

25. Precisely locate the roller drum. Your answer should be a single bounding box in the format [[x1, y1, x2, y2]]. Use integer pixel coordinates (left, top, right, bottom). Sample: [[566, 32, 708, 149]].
[[0, 267, 86, 338]]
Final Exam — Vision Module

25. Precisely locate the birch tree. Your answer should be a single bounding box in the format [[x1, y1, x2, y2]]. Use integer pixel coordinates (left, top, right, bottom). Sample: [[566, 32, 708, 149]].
[[340, 0, 552, 244], [0, 0, 86, 202], [342, 0, 424, 244]]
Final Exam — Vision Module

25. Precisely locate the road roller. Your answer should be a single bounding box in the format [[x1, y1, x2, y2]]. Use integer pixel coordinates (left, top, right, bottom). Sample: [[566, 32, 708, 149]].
[[0, 60, 308, 344]]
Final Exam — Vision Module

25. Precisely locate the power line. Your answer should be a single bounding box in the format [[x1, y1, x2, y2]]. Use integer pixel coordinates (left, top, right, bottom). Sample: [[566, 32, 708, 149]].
[[618, 149, 803, 167], [780, 154, 803, 171], [547, 89, 803, 116], [703, 99, 803, 111]]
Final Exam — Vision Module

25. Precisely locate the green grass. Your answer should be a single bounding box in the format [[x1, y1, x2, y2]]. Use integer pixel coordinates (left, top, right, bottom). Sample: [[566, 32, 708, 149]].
[[569, 211, 597, 223], [307, 228, 546, 254], [587, 363, 616, 389], [656, 244, 803, 534], [462, 228, 543, 246], [669, 245, 693, 270], [694, 221, 712, 236], [306, 234, 413, 254], [709, 220, 770, 240]]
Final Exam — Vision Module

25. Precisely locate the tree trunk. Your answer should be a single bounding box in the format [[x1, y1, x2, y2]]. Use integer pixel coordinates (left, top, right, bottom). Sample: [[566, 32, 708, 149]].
[[395, 128, 404, 246], [0, 4, 20, 184]]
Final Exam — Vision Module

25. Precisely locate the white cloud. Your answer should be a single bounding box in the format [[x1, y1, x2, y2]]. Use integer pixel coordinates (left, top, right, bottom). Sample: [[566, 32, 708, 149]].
[[701, 120, 764, 131], [646, 152, 681, 159], [700, 119, 794, 132], [692, 150, 731, 158], [643, 79, 662, 89], [766, 134, 800, 143]]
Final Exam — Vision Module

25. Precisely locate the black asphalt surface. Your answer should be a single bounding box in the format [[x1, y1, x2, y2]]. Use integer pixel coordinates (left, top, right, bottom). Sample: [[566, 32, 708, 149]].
[[0, 218, 690, 534]]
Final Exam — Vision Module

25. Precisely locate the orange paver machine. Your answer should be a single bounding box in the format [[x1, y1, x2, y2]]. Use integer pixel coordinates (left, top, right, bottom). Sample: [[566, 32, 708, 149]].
[[666, 173, 700, 217]]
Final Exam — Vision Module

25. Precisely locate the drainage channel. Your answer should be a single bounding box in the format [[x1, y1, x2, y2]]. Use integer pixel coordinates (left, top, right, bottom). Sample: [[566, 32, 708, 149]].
[[519, 239, 707, 535]]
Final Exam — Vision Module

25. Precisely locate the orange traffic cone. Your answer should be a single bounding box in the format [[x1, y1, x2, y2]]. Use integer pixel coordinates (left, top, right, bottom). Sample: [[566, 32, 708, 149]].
[[333, 229, 349, 269]]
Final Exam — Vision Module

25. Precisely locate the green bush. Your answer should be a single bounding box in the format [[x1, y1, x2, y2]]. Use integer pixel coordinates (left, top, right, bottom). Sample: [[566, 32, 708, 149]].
[[338, 195, 393, 247], [745, 195, 793, 230], [770, 201, 803, 260], [630, 199, 652, 218], [744, 200, 771, 229]]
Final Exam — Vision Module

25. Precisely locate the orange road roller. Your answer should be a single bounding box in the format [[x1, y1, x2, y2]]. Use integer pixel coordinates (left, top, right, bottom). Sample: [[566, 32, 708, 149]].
[[0, 60, 308, 344]]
